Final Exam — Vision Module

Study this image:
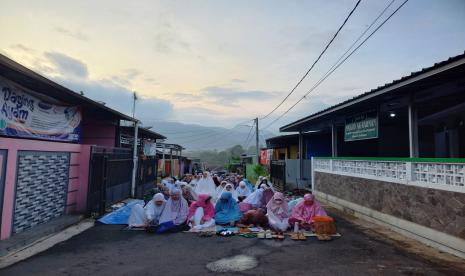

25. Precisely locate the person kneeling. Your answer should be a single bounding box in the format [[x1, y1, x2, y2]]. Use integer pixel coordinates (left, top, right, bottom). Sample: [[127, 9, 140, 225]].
[[128, 193, 166, 228], [266, 192, 290, 233], [188, 194, 215, 230], [157, 188, 189, 233], [214, 192, 242, 226], [289, 193, 327, 231]]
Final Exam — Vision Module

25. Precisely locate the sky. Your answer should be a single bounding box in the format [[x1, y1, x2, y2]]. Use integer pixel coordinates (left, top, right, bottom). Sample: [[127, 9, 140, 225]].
[[1, 0, 464, 134]]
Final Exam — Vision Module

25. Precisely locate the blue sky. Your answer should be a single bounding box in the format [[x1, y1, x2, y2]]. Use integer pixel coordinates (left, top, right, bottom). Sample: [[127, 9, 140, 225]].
[[0, 0, 464, 133]]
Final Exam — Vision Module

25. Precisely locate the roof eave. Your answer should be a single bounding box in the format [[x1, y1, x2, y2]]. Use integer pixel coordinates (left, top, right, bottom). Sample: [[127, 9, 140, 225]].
[[280, 54, 465, 132]]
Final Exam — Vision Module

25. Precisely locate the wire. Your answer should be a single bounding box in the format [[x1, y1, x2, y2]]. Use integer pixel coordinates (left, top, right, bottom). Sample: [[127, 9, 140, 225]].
[[175, 119, 255, 147], [261, 0, 409, 130], [242, 121, 255, 149], [259, 0, 362, 120]]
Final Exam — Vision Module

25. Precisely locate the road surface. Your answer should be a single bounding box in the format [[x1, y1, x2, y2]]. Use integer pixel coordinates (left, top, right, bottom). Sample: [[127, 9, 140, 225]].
[[1, 212, 462, 275]]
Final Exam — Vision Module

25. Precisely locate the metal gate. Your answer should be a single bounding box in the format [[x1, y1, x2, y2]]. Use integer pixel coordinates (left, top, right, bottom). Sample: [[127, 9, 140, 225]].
[[136, 156, 158, 198], [270, 160, 286, 192], [87, 146, 133, 216]]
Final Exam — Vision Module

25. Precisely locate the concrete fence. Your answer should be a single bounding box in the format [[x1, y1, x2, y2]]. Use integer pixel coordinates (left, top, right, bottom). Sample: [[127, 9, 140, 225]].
[[312, 157, 465, 259]]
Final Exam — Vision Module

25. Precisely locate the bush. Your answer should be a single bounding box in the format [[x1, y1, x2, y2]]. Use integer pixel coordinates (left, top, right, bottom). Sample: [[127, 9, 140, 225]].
[[252, 164, 267, 178]]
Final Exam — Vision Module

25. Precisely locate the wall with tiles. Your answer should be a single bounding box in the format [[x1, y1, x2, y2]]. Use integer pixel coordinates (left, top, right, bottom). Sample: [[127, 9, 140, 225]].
[[0, 137, 91, 240]]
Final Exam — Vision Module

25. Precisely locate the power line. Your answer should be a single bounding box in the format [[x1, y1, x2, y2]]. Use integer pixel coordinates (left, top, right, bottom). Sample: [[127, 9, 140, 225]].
[[261, 0, 409, 130], [242, 121, 255, 148], [259, 0, 362, 120], [178, 119, 255, 147]]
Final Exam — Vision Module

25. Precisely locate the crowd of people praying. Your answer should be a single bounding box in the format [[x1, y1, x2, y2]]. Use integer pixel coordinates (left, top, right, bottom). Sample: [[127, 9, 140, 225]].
[[128, 172, 327, 237]]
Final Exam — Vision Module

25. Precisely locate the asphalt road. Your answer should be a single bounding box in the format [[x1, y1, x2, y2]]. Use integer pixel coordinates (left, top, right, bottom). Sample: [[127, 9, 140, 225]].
[[1, 213, 462, 276]]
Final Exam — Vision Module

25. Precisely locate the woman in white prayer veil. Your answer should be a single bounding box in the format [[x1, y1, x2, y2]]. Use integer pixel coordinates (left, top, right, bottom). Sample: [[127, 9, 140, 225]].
[[218, 183, 239, 202], [189, 174, 200, 190], [194, 172, 217, 198], [128, 193, 166, 228]]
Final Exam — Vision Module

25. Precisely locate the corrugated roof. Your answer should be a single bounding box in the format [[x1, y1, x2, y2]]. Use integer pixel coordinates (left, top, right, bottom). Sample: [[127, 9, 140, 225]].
[[0, 53, 137, 122], [280, 51, 465, 132]]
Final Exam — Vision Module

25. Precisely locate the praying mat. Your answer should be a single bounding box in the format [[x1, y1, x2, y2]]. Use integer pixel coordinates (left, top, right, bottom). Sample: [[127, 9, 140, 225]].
[[283, 231, 342, 237], [98, 199, 145, 224], [184, 225, 217, 233]]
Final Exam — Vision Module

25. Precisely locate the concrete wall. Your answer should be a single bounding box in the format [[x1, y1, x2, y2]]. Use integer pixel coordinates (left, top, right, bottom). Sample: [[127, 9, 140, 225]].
[[314, 171, 465, 258], [0, 137, 91, 240]]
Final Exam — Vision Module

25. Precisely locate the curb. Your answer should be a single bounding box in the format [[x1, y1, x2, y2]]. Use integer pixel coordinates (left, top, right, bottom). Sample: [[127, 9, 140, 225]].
[[0, 219, 95, 269]]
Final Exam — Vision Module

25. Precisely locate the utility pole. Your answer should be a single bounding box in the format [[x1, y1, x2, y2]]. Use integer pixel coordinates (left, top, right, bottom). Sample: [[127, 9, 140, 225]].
[[132, 91, 137, 118], [255, 117, 260, 165]]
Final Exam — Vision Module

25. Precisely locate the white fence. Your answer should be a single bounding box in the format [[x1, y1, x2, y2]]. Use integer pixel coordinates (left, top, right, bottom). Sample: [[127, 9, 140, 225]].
[[313, 158, 465, 193]]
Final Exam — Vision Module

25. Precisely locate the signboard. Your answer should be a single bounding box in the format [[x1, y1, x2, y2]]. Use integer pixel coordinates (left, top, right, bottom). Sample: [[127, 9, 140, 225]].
[[143, 141, 157, 156], [0, 77, 81, 142], [344, 111, 378, 142], [260, 149, 271, 165]]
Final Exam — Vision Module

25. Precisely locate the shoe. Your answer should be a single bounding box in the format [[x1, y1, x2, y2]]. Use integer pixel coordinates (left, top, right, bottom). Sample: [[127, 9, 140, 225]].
[[298, 231, 307, 241], [265, 230, 273, 239], [257, 231, 265, 239], [291, 232, 300, 240]]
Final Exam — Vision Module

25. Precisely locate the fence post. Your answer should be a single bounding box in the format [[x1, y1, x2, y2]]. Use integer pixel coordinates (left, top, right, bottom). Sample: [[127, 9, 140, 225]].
[[406, 161, 413, 183], [311, 157, 315, 192]]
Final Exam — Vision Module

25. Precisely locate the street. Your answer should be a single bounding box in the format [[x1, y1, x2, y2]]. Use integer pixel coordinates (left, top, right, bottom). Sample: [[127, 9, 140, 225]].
[[1, 211, 462, 276]]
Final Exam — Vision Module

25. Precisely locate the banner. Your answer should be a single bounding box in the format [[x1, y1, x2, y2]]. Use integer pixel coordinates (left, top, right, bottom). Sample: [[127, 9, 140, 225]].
[[143, 141, 157, 156], [0, 77, 81, 142], [260, 149, 271, 165], [344, 111, 378, 141]]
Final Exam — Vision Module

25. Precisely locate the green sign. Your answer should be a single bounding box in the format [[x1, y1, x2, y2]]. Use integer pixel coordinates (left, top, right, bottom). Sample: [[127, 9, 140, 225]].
[[344, 111, 378, 141]]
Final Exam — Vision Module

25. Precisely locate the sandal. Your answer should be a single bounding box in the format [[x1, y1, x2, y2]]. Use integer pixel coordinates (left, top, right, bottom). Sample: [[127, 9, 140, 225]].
[[298, 231, 307, 241], [277, 232, 285, 240], [265, 230, 273, 239], [291, 232, 300, 241]]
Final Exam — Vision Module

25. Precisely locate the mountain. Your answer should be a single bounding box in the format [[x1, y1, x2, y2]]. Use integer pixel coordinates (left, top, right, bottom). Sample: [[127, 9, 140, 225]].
[[141, 120, 276, 152]]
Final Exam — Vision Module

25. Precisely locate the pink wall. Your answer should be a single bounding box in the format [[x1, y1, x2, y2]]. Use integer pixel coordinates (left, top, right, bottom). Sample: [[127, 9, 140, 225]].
[[0, 137, 91, 240]]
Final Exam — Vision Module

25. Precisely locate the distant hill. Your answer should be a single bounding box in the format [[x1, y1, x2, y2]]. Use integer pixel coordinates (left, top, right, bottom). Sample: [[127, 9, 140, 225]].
[[141, 120, 276, 152]]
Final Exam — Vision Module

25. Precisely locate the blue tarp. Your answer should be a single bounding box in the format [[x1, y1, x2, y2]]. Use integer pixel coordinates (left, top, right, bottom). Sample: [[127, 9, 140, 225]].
[[98, 200, 144, 225]]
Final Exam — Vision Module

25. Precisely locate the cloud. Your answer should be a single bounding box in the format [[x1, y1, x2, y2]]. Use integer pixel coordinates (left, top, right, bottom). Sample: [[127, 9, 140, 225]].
[[10, 44, 35, 53], [230, 78, 246, 83], [153, 20, 190, 54], [54, 27, 88, 41], [201, 86, 278, 105], [144, 77, 159, 85], [38, 51, 174, 122], [44, 52, 89, 79]]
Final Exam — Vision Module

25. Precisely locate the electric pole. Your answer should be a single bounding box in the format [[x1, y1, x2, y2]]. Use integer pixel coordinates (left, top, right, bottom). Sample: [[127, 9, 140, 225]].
[[132, 91, 137, 118], [255, 117, 260, 165]]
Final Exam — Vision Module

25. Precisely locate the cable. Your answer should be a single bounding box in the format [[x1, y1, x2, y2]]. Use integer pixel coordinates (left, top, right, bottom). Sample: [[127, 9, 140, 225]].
[[175, 119, 255, 147], [259, 0, 362, 120], [242, 121, 255, 149], [261, 0, 408, 130]]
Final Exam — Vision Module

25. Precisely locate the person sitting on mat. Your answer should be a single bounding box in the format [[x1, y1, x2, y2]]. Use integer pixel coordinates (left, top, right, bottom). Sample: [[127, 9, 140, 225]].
[[289, 193, 327, 230], [236, 208, 269, 229], [157, 188, 189, 233], [128, 193, 166, 228], [214, 191, 242, 226], [236, 181, 251, 202], [187, 194, 216, 230], [266, 192, 290, 233]]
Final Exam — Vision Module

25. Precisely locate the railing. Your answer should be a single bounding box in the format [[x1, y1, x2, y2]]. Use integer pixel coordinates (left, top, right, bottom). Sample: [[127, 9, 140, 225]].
[[313, 157, 465, 193]]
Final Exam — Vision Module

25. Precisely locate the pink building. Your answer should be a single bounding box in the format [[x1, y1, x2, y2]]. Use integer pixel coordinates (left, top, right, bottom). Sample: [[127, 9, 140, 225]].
[[0, 54, 136, 240]]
